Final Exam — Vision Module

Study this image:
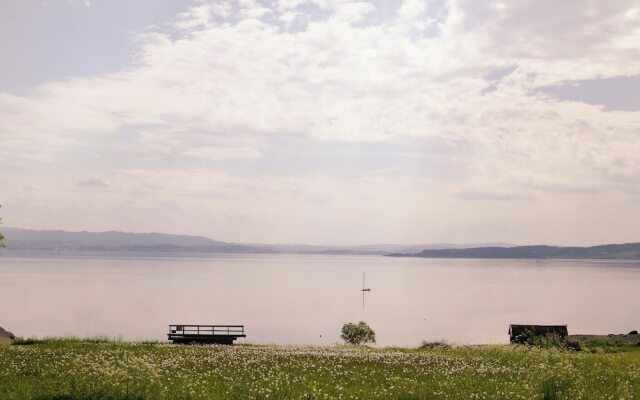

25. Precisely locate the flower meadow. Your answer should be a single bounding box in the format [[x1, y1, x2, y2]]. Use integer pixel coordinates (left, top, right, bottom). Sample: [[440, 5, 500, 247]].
[[0, 340, 639, 400]]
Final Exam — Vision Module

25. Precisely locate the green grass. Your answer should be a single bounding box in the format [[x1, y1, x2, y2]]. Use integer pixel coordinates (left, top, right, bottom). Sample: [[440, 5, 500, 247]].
[[574, 337, 640, 354], [1, 339, 639, 399]]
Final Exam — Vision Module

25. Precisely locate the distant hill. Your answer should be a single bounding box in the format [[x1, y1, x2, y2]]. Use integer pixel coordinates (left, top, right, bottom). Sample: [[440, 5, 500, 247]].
[[0, 227, 510, 256], [0, 227, 259, 253], [244, 242, 512, 255], [5, 228, 637, 259], [388, 243, 640, 260]]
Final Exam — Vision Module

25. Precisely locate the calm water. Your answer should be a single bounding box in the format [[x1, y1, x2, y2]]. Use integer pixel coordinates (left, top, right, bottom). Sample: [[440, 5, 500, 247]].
[[1, 253, 639, 346]]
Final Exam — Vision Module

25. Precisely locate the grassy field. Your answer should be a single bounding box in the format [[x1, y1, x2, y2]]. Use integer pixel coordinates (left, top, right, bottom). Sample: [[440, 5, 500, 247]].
[[1, 339, 639, 400]]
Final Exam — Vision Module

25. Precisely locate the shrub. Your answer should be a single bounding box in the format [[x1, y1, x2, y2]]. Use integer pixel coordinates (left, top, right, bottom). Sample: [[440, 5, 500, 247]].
[[522, 331, 581, 351], [12, 337, 49, 345], [576, 337, 631, 353], [12, 336, 120, 345], [340, 321, 376, 345], [418, 340, 450, 349]]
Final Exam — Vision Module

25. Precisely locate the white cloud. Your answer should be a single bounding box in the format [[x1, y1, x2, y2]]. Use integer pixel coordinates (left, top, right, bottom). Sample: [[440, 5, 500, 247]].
[[1, 0, 640, 244], [277, 0, 309, 10], [78, 178, 108, 188], [182, 146, 263, 161]]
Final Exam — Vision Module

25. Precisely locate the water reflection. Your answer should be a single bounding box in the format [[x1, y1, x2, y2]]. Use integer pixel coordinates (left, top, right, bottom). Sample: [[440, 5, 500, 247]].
[[0, 254, 639, 346]]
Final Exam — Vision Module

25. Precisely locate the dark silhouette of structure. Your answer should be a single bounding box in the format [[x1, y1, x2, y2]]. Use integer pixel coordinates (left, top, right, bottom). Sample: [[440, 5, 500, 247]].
[[0, 326, 15, 345], [168, 324, 245, 344], [361, 272, 371, 309], [508, 324, 568, 344]]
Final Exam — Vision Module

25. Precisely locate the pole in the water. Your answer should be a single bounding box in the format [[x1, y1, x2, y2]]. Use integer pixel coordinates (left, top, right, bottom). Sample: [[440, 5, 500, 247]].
[[362, 272, 371, 309]]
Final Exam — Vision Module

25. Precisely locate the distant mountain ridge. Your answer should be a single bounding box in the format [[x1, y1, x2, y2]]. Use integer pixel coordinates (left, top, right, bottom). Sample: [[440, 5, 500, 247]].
[[388, 243, 640, 260], [0, 227, 509, 255], [4, 227, 638, 259], [1, 227, 257, 253]]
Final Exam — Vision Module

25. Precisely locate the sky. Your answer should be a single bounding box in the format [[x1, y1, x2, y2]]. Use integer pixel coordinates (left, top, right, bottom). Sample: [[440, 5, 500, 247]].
[[0, 0, 639, 246]]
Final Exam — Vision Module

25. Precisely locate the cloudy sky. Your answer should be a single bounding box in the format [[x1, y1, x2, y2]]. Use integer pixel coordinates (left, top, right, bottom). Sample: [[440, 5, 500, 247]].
[[0, 0, 639, 246]]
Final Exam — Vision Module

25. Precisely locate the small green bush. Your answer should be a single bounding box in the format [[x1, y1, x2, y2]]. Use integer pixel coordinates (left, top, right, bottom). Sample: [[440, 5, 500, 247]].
[[12, 337, 48, 345], [13, 336, 120, 345], [523, 331, 580, 351], [340, 321, 376, 345], [419, 340, 450, 349], [576, 337, 631, 353]]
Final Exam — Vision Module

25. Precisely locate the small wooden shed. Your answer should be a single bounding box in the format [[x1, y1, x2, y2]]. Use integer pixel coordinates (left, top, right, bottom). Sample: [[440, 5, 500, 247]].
[[0, 326, 15, 345], [509, 324, 568, 344]]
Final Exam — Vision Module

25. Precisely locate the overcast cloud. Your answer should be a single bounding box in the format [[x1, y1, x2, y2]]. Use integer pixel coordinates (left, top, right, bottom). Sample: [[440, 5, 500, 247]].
[[0, 0, 639, 246]]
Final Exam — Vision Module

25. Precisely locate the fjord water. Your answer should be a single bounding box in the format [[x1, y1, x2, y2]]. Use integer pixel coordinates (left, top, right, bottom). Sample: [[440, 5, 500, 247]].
[[1, 253, 639, 346]]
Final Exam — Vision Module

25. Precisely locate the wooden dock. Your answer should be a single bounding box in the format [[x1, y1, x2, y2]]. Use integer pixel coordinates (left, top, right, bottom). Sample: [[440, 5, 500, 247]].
[[168, 324, 246, 344]]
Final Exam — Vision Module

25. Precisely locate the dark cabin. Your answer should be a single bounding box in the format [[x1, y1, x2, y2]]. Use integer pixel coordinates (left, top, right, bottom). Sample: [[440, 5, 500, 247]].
[[508, 324, 568, 344]]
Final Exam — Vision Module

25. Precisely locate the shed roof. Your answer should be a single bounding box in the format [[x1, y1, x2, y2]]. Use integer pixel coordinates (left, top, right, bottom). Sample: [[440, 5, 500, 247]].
[[0, 326, 15, 339]]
